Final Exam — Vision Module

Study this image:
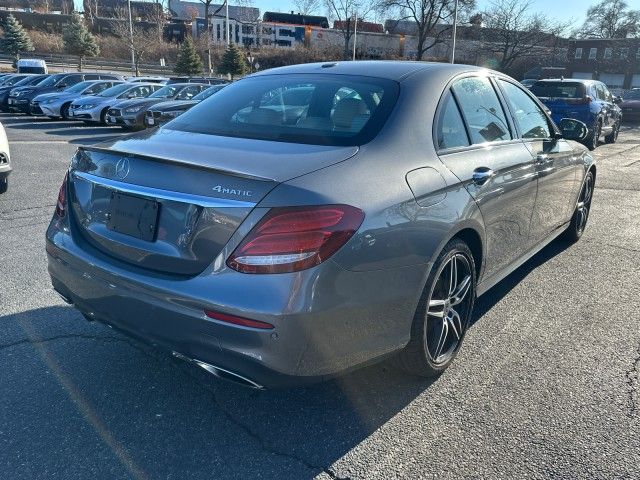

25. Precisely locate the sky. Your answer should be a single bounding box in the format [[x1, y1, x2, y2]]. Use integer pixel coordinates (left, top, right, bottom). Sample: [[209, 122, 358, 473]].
[[72, 0, 604, 29]]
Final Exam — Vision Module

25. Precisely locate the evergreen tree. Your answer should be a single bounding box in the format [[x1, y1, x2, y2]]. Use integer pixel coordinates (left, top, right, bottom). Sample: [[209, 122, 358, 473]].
[[174, 37, 203, 76], [0, 15, 34, 62], [62, 12, 99, 71], [217, 43, 248, 80]]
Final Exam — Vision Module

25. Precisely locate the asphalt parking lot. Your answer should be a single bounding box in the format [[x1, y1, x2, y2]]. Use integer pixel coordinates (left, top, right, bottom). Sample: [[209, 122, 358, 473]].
[[0, 114, 639, 480]]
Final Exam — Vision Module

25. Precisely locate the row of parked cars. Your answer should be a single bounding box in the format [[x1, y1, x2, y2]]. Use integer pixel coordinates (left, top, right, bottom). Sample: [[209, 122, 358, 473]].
[[526, 78, 640, 150], [0, 71, 228, 130]]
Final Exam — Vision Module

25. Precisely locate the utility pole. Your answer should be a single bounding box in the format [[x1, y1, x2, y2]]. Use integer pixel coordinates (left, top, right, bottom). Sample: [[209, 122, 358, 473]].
[[449, 0, 458, 64], [127, 0, 136, 75], [352, 12, 357, 61]]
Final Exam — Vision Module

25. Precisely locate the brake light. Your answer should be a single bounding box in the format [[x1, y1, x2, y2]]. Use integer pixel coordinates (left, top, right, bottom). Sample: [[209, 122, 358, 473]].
[[567, 95, 592, 105], [55, 173, 68, 218], [227, 205, 364, 274], [204, 310, 274, 330]]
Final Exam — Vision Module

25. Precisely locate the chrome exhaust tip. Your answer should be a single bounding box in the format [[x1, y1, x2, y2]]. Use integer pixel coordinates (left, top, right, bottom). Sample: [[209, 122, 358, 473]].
[[171, 351, 264, 390]]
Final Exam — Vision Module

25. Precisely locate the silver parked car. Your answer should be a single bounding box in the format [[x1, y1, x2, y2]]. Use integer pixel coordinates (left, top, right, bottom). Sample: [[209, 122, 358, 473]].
[[32, 80, 123, 119], [46, 62, 595, 388], [0, 120, 10, 194], [69, 83, 162, 124]]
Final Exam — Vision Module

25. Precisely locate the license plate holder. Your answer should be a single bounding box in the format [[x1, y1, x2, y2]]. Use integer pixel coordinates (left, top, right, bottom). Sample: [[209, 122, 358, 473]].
[[107, 192, 159, 241]]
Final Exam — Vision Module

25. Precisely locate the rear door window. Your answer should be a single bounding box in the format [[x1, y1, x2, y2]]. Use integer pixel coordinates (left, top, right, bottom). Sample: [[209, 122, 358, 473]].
[[498, 80, 551, 139], [451, 76, 512, 144]]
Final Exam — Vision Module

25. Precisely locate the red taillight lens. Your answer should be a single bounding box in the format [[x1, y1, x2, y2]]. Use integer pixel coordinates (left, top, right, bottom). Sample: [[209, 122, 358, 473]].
[[567, 95, 592, 105], [55, 173, 68, 218], [204, 310, 274, 330], [227, 205, 364, 274]]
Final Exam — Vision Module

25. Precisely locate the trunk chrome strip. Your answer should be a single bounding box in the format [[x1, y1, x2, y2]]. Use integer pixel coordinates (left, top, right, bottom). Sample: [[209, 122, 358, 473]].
[[71, 170, 256, 208]]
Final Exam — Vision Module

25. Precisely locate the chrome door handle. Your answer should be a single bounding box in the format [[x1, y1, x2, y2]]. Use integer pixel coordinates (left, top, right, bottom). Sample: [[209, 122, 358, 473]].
[[472, 167, 495, 185], [536, 154, 551, 164]]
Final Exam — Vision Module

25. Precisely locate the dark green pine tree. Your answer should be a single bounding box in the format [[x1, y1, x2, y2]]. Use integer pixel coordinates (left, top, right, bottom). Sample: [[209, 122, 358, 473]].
[[174, 37, 203, 76], [0, 14, 34, 62], [62, 12, 99, 71], [217, 43, 248, 80]]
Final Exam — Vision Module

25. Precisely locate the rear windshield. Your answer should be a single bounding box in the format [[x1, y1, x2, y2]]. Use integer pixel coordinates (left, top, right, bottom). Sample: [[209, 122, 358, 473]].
[[98, 83, 133, 97], [624, 90, 640, 100], [168, 74, 399, 146], [193, 84, 226, 101], [531, 82, 586, 99]]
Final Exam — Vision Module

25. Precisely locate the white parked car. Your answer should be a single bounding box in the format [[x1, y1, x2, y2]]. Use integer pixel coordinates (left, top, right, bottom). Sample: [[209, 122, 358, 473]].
[[0, 121, 10, 194], [16, 58, 48, 74]]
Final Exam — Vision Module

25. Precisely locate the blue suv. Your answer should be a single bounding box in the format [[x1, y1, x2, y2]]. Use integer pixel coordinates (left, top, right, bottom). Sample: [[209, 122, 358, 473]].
[[531, 79, 622, 150]]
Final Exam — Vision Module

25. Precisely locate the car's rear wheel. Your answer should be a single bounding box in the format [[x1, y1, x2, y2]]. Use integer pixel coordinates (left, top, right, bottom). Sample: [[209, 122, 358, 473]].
[[604, 121, 620, 144], [0, 177, 8, 194], [585, 120, 601, 150], [396, 239, 476, 377], [562, 171, 594, 243]]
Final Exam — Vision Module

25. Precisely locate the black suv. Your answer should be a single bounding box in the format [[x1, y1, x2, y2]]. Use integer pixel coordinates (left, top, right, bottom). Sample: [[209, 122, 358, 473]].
[[8, 72, 123, 114]]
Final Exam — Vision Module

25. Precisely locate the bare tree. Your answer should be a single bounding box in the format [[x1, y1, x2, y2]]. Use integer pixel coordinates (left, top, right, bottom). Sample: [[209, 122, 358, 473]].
[[376, 0, 474, 60], [576, 0, 639, 39], [294, 0, 322, 15], [111, 19, 152, 76], [325, 0, 375, 59], [480, 0, 571, 72], [144, 0, 168, 43]]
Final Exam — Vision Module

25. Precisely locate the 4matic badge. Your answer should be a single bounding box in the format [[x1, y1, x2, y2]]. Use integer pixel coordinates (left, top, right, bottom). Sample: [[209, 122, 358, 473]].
[[212, 185, 253, 197]]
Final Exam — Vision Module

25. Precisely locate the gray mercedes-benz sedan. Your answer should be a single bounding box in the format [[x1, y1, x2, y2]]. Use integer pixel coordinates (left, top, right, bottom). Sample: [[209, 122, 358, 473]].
[[46, 62, 595, 388]]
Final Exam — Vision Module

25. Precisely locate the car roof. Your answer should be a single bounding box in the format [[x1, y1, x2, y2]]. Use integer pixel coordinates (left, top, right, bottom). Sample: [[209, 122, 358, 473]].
[[250, 61, 486, 82], [535, 78, 596, 84]]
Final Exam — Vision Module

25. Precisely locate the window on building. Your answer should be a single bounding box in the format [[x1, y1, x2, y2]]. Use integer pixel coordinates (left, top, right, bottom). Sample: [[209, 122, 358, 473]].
[[589, 48, 597, 59], [637, 48, 640, 59], [604, 48, 612, 59], [216, 24, 220, 40], [575, 48, 583, 59], [621, 47, 629, 59]]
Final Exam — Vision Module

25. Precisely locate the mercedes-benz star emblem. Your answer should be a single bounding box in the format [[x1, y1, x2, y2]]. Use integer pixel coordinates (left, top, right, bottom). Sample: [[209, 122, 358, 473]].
[[115, 157, 130, 180]]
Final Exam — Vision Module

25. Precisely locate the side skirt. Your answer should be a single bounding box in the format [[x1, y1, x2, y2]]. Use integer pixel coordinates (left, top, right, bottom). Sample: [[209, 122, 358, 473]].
[[476, 223, 568, 298]]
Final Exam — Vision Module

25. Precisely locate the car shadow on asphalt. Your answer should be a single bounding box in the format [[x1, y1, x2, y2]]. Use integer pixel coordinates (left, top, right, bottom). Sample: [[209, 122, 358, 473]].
[[471, 238, 571, 325], [0, 239, 573, 478]]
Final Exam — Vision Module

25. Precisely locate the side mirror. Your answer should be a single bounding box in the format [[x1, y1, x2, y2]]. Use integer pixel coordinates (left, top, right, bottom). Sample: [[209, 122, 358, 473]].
[[557, 118, 588, 141], [613, 96, 622, 104], [56, 83, 67, 89]]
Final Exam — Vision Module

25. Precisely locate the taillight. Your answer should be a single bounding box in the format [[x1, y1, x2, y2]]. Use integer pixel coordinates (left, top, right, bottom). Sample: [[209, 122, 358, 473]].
[[567, 95, 592, 105], [55, 173, 68, 218], [227, 205, 364, 274]]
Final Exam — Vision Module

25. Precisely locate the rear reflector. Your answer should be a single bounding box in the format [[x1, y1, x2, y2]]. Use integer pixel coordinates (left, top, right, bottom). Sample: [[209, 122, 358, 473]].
[[227, 204, 364, 274], [204, 310, 274, 330]]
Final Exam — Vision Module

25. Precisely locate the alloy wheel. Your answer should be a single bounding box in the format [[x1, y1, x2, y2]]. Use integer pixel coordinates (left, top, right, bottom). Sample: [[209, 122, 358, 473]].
[[576, 174, 593, 234], [425, 253, 473, 365]]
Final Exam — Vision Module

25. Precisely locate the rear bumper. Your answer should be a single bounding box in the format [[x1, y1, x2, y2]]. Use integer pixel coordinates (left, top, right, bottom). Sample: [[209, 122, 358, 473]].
[[46, 218, 425, 388]]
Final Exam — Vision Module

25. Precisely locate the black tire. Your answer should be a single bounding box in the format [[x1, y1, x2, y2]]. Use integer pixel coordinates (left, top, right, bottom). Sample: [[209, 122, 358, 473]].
[[0, 177, 8, 194], [395, 238, 476, 377], [584, 120, 601, 151], [604, 121, 619, 144], [100, 108, 109, 125], [60, 103, 71, 120], [562, 170, 594, 243]]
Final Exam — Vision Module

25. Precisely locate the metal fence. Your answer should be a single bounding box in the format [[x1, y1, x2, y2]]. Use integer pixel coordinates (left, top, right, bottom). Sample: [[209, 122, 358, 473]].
[[0, 52, 175, 75]]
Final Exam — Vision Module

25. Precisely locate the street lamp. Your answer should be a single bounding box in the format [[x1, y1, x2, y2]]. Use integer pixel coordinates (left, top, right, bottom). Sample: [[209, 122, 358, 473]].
[[449, 0, 458, 64], [127, 0, 136, 75]]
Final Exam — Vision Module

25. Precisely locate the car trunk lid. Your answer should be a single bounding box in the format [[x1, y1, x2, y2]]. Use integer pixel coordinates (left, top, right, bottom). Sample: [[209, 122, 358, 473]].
[[67, 132, 358, 276]]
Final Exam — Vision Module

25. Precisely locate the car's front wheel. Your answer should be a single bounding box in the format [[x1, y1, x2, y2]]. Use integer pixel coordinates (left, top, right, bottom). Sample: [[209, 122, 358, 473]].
[[60, 103, 71, 120], [604, 121, 620, 144], [562, 170, 594, 243], [396, 239, 476, 377]]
